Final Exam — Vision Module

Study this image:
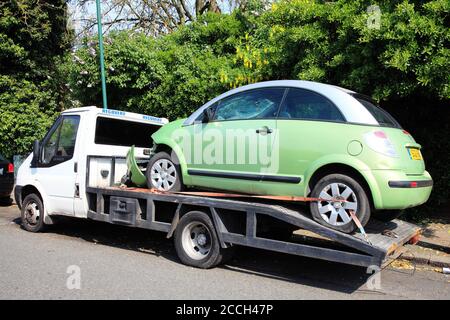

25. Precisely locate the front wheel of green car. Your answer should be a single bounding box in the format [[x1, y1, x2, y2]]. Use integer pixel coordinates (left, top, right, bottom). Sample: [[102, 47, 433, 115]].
[[310, 174, 371, 234], [146, 151, 183, 192]]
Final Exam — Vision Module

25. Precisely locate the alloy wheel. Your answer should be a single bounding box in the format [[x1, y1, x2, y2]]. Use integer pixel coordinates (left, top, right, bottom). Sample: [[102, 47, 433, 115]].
[[150, 159, 177, 191], [317, 182, 358, 226]]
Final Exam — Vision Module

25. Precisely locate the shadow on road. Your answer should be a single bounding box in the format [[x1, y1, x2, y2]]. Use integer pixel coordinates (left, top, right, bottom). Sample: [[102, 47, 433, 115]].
[[0, 197, 13, 206], [10, 214, 375, 295]]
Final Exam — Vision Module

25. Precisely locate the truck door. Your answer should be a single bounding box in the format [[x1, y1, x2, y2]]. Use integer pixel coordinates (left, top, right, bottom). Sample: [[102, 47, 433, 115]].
[[36, 115, 81, 216]]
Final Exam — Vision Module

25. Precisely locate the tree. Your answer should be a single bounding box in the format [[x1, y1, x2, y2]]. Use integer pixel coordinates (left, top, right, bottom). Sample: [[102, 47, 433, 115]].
[[69, 0, 271, 39], [72, 0, 222, 38], [0, 0, 73, 159]]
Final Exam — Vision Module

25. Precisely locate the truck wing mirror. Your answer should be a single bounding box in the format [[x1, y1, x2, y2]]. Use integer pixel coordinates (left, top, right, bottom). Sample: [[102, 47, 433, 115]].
[[32, 140, 40, 165]]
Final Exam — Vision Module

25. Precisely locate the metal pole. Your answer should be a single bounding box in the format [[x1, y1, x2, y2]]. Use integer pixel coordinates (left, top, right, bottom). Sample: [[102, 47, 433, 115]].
[[95, 0, 108, 110]]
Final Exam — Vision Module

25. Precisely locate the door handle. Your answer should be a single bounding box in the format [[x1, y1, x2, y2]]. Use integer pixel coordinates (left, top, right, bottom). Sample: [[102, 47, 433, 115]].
[[256, 126, 273, 135]]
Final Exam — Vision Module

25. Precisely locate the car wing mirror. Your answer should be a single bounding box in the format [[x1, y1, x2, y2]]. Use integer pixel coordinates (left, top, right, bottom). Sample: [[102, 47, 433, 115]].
[[203, 107, 215, 123]]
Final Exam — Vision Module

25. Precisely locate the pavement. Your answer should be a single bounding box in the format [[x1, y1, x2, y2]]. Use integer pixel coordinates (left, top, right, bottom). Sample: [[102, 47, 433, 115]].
[[0, 202, 449, 299], [400, 222, 450, 268]]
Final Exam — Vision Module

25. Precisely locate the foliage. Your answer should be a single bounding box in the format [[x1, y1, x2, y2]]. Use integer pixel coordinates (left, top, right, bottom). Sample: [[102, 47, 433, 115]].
[[233, 0, 450, 100], [0, 0, 72, 158], [65, 12, 249, 119]]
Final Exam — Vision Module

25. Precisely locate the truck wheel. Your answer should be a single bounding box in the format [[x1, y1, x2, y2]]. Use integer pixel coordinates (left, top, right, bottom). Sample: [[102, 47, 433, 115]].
[[174, 211, 232, 269], [373, 209, 404, 222], [146, 151, 183, 192], [21, 194, 46, 232], [310, 174, 371, 234]]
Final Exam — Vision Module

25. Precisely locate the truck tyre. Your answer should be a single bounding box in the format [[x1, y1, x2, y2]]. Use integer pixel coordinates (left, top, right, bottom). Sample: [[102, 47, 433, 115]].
[[373, 209, 404, 222], [174, 211, 233, 269], [310, 174, 371, 234], [21, 194, 46, 232], [146, 151, 183, 192]]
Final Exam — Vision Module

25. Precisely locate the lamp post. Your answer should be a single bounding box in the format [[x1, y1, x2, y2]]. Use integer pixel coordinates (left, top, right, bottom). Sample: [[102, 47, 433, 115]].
[[95, 0, 108, 110]]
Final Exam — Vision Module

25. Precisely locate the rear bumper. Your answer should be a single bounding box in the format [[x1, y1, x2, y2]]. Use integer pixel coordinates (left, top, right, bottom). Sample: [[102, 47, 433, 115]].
[[388, 180, 433, 188], [371, 170, 433, 210]]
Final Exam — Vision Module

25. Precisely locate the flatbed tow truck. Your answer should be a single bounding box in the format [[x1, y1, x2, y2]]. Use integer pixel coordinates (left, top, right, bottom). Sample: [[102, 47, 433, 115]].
[[15, 107, 420, 270]]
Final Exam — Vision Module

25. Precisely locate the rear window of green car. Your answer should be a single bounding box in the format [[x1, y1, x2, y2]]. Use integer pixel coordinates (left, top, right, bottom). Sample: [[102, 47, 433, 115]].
[[352, 94, 401, 128]]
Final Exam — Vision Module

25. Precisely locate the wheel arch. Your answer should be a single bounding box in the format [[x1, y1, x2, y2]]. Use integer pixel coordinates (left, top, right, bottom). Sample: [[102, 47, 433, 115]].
[[153, 142, 190, 184], [21, 185, 43, 206], [305, 162, 382, 209], [18, 183, 54, 223]]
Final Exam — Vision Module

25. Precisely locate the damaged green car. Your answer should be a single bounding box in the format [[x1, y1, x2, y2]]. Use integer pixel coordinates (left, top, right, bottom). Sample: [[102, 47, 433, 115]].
[[128, 80, 432, 233]]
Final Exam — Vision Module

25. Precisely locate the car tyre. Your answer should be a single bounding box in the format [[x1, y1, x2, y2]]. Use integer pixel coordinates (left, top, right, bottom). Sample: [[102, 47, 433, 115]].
[[174, 211, 233, 269], [146, 151, 183, 192], [21, 194, 46, 232], [310, 174, 371, 233]]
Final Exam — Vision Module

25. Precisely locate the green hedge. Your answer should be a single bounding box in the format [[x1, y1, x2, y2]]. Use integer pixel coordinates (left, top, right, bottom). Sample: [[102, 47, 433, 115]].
[[0, 0, 71, 159]]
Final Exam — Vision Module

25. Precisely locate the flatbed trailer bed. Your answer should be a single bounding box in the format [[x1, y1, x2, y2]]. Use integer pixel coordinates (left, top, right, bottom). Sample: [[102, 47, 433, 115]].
[[85, 185, 420, 268]]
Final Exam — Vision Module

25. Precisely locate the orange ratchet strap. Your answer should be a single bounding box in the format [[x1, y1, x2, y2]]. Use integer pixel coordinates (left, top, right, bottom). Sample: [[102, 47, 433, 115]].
[[148, 188, 347, 203]]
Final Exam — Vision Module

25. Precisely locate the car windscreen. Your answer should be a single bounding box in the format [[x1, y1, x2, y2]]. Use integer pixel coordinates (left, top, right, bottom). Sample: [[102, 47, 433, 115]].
[[0, 154, 6, 162], [352, 94, 401, 128]]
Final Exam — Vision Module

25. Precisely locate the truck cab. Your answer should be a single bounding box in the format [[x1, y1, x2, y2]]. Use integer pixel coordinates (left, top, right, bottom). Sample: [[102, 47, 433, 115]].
[[15, 106, 167, 225]]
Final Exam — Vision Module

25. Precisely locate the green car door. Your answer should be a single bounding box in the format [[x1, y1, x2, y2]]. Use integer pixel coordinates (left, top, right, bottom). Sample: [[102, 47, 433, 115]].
[[185, 87, 285, 194], [257, 87, 348, 196]]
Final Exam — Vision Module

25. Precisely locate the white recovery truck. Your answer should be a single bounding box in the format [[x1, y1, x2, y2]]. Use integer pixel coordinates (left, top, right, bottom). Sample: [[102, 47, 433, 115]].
[[15, 107, 421, 269]]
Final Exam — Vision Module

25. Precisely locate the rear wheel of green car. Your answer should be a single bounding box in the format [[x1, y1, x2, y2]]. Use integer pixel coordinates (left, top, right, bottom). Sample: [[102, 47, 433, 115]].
[[310, 174, 371, 233], [146, 151, 183, 192]]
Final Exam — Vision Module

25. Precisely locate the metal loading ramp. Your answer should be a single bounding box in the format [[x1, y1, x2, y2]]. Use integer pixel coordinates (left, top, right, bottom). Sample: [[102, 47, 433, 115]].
[[86, 186, 421, 268]]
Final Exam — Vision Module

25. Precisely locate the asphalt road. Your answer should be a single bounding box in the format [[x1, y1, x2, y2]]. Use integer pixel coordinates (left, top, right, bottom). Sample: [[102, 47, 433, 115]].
[[0, 203, 448, 300]]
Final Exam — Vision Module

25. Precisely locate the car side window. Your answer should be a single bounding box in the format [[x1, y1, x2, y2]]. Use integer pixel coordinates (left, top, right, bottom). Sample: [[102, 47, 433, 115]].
[[278, 88, 345, 122], [41, 115, 80, 165], [213, 88, 285, 121]]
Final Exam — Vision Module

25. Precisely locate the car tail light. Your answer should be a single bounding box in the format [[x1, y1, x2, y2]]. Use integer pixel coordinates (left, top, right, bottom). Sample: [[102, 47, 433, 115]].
[[402, 129, 416, 142], [363, 130, 398, 158], [7, 163, 14, 173]]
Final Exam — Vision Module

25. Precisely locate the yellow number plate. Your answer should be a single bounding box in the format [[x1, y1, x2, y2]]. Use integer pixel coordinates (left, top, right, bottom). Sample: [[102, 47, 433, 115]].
[[408, 148, 422, 160]]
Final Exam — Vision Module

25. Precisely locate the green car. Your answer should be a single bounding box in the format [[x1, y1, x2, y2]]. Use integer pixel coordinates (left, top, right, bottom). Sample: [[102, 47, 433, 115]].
[[142, 80, 432, 233]]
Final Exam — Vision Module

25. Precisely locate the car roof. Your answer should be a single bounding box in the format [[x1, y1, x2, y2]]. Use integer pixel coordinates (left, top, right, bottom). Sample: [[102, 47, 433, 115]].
[[183, 80, 378, 126]]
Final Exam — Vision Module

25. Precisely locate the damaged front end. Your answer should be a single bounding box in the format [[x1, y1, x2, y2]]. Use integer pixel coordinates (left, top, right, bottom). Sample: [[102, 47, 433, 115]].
[[125, 145, 154, 187]]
